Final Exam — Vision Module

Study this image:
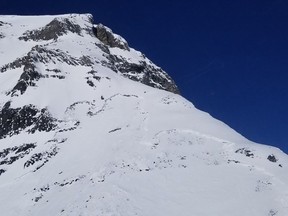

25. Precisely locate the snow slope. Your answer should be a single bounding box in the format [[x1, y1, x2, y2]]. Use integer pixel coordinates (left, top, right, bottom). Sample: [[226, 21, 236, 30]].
[[0, 14, 287, 216]]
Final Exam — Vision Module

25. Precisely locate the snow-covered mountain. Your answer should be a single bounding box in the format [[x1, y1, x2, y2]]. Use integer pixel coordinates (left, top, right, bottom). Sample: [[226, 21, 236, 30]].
[[0, 14, 287, 216]]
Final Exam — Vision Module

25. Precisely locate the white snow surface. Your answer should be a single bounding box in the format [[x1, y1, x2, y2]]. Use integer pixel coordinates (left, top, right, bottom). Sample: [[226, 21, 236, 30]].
[[0, 14, 287, 216]]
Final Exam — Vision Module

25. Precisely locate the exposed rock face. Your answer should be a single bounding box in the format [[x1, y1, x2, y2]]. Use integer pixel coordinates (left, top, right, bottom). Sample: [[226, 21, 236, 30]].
[[0, 143, 36, 166], [0, 21, 10, 27], [91, 24, 179, 94], [0, 169, 5, 175], [19, 18, 82, 41], [110, 56, 180, 94], [268, 154, 278, 162], [93, 24, 130, 51], [235, 147, 254, 158], [0, 102, 56, 139], [0, 21, 9, 38], [1, 45, 95, 96], [95, 52, 180, 93], [10, 61, 41, 96]]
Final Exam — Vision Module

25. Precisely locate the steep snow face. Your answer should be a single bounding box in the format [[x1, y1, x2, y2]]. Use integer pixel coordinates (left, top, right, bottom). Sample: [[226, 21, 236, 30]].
[[0, 14, 288, 216]]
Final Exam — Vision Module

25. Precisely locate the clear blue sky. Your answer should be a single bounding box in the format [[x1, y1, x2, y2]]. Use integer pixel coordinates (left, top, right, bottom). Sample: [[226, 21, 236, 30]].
[[1, 0, 288, 153]]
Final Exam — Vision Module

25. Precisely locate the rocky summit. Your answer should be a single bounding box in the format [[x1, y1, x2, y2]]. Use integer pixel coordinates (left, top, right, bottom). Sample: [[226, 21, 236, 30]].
[[0, 14, 287, 216]]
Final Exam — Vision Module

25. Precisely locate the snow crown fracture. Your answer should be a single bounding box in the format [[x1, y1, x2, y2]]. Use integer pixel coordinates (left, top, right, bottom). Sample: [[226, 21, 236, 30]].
[[0, 14, 288, 216]]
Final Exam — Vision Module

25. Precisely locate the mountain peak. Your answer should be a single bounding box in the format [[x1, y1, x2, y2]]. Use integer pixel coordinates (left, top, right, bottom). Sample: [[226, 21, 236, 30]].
[[0, 14, 287, 216]]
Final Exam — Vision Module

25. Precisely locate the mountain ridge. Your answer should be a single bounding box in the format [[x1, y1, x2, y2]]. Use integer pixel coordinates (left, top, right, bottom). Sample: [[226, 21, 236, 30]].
[[0, 13, 287, 216]]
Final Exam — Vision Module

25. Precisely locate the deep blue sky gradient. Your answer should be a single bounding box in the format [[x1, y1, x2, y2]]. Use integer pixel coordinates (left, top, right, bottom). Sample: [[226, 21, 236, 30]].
[[1, 0, 288, 153]]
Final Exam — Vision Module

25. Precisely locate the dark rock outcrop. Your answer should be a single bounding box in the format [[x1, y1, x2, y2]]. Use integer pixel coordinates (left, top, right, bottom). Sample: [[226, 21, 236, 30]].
[[93, 24, 130, 51], [11, 61, 41, 96], [1, 45, 94, 73], [0, 21, 10, 38], [92, 24, 179, 94], [19, 18, 82, 41], [24, 146, 58, 169], [235, 148, 254, 158], [0, 21, 11, 27], [0, 102, 57, 139], [107, 55, 180, 94], [1, 44, 95, 96], [0, 143, 36, 168], [267, 154, 278, 163], [0, 169, 5, 176]]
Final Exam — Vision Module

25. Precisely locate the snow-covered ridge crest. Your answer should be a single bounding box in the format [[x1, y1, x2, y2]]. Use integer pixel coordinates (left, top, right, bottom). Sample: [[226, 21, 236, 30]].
[[0, 13, 288, 216]]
